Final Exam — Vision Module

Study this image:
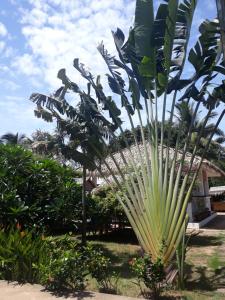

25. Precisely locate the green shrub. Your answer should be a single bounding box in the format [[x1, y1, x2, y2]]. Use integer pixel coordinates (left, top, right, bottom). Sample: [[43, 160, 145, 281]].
[[0, 144, 82, 232], [130, 255, 165, 299], [86, 245, 119, 293], [0, 227, 113, 292], [90, 185, 127, 234], [0, 226, 46, 282], [37, 235, 89, 290]]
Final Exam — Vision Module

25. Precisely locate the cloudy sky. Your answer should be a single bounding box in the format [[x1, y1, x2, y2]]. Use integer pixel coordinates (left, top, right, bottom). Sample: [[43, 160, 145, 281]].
[[0, 0, 218, 137]]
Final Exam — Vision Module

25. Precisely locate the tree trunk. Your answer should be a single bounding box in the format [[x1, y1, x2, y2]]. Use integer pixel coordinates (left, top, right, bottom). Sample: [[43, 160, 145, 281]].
[[216, 0, 225, 63], [82, 165, 87, 245]]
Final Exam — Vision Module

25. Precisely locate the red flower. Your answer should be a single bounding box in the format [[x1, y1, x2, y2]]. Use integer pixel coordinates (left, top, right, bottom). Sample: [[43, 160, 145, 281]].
[[16, 223, 21, 230]]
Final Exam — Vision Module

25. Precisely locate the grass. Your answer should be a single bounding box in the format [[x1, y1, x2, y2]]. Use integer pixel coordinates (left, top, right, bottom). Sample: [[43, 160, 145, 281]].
[[82, 229, 225, 299]]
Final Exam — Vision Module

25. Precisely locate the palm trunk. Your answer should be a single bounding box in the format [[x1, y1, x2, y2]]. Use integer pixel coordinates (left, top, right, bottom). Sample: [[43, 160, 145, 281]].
[[82, 165, 87, 245]]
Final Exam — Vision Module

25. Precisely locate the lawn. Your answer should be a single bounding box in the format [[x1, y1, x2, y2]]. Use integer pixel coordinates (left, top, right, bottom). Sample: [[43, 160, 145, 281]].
[[83, 229, 225, 299]]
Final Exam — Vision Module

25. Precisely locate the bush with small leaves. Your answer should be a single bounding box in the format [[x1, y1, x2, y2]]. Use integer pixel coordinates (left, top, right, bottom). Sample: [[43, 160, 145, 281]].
[[130, 255, 165, 299], [0, 144, 82, 232], [86, 245, 119, 293]]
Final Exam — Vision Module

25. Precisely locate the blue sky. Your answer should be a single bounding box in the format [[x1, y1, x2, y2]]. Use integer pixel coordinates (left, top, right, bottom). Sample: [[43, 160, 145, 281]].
[[0, 0, 219, 137]]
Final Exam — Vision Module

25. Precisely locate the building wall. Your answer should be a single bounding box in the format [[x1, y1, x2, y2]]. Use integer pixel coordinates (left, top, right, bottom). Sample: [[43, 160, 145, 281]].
[[188, 167, 212, 222]]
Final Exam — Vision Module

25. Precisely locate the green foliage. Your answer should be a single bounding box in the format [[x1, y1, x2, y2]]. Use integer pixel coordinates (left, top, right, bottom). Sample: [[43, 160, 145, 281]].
[[207, 252, 225, 271], [0, 144, 82, 231], [0, 226, 45, 282], [110, 103, 225, 166], [176, 229, 192, 290], [90, 185, 127, 233], [38, 237, 116, 291], [37, 236, 88, 290], [86, 244, 119, 293], [130, 254, 165, 299], [0, 228, 113, 292]]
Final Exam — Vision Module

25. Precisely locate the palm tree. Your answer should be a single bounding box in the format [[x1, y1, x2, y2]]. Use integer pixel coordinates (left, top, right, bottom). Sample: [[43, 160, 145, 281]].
[[175, 102, 225, 159], [0, 132, 30, 145], [31, 129, 64, 157]]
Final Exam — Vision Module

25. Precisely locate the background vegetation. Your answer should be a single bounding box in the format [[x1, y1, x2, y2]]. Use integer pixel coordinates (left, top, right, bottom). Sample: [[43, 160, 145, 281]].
[[0, 144, 82, 232]]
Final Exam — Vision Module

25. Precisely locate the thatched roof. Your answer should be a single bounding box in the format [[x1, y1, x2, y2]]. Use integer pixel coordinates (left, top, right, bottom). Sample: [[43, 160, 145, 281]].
[[95, 142, 225, 178]]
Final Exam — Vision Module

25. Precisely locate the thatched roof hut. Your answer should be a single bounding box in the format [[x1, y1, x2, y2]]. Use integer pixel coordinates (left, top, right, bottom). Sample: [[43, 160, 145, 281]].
[[95, 142, 225, 179]]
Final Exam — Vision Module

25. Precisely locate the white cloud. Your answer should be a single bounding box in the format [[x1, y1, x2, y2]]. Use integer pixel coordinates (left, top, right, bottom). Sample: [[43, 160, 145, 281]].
[[0, 41, 5, 53], [14, 0, 135, 90], [0, 22, 7, 36], [21, 8, 48, 27], [3, 79, 20, 91], [3, 46, 15, 58], [1, 0, 222, 137], [5, 95, 24, 101], [12, 53, 42, 76], [0, 99, 54, 136], [0, 64, 10, 72]]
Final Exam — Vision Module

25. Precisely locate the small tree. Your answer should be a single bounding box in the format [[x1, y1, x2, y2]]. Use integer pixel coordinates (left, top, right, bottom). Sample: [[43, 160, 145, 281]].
[[30, 69, 116, 244]]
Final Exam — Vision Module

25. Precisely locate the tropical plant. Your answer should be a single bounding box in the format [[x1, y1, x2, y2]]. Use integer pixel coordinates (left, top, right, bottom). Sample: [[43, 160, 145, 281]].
[[0, 144, 82, 231], [31, 129, 62, 157], [110, 103, 225, 161], [0, 228, 112, 291], [130, 254, 165, 299], [0, 226, 46, 282], [175, 227, 199, 290], [0, 132, 30, 146], [37, 236, 113, 291], [90, 185, 127, 234], [37, 236, 88, 290], [86, 244, 119, 293], [55, 110, 113, 244], [31, 72, 115, 244], [174, 101, 225, 159], [30, 0, 225, 271]]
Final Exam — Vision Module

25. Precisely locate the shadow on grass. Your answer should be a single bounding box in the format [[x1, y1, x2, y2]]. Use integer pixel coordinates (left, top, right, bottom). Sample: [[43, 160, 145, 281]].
[[89, 242, 140, 279], [77, 229, 141, 279], [85, 228, 139, 245], [188, 234, 223, 247], [186, 265, 214, 291], [185, 263, 225, 292]]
